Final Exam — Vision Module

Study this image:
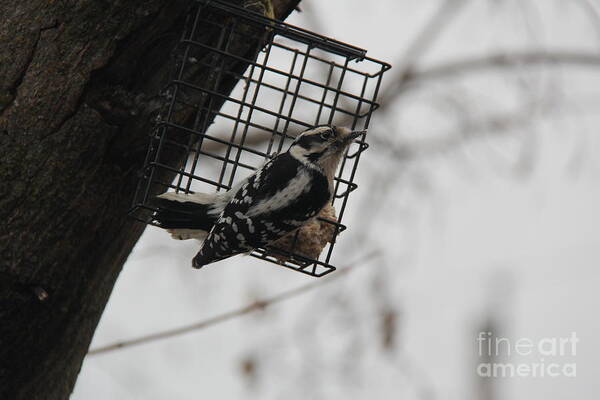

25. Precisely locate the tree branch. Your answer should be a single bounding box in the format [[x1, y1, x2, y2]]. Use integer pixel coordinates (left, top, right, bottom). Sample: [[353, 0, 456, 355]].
[[405, 51, 600, 87], [371, 108, 540, 162], [381, 0, 470, 101], [88, 250, 380, 356]]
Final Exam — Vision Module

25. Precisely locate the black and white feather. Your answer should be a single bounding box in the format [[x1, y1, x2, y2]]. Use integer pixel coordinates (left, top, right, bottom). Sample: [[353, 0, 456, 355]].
[[152, 125, 366, 268]]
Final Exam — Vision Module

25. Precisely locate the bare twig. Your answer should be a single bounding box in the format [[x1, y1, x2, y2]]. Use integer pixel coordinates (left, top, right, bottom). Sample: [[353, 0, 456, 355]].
[[351, 100, 555, 246], [380, 0, 471, 106], [335, 0, 468, 245], [405, 51, 600, 87], [87, 250, 380, 356], [379, 50, 600, 115], [199, 49, 600, 155], [371, 107, 540, 162]]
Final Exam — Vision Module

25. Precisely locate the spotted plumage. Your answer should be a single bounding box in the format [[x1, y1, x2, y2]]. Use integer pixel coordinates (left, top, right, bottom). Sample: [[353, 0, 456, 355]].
[[152, 125, 366, 268], [193, 152, 330, 266]]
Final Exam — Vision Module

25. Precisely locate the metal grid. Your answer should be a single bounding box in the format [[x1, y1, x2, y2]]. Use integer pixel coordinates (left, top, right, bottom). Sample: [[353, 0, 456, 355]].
[[129, 0, 390, 277]]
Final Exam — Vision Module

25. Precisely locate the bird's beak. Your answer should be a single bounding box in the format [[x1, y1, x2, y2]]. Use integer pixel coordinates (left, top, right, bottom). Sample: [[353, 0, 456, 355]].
[[347, 130, 367, 141], [332, 128, 367, 151]]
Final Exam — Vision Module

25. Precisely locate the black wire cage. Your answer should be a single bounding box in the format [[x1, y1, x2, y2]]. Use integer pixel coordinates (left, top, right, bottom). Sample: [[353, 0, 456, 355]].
[[129, 0, 391, 277]]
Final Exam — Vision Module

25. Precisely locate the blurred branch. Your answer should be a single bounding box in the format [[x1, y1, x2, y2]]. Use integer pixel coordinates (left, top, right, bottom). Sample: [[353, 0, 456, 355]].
[[380, 50, 600, 111], [203, 47, 600, 153], [380, 0, 471, 104], [87, 250, 380, 356], [408, 51, 600, 86], [353, 99, 553, 240], [199, 7, 600, 159], [195, 0, 470, 154], [203, 53, 600, 155], [202, 130, 272, 154], [371, 108, 540, 162]]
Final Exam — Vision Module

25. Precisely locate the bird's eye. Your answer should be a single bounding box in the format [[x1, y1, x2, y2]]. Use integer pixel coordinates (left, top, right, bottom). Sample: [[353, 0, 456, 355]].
[[320, 130, 333, 140]]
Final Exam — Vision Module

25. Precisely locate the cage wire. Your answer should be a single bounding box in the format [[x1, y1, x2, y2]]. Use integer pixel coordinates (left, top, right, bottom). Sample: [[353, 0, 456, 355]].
[[129, 0, 391, 277]]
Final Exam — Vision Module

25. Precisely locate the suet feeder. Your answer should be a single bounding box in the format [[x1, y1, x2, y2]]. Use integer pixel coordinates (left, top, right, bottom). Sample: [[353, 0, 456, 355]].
[[129, 0, 391, 277]]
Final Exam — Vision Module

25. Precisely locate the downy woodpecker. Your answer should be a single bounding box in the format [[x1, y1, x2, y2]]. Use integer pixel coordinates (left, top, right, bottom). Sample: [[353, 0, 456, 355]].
[[152, 125, 366, 268]]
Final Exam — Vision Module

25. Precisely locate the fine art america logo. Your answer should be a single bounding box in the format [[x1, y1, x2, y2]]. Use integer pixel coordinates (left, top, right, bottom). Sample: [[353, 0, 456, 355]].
[[476, 332, 578, 378]]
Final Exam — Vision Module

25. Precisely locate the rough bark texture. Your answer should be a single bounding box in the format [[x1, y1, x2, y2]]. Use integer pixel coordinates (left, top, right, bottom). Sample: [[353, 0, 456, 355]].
[[0, 1, 299, 398]]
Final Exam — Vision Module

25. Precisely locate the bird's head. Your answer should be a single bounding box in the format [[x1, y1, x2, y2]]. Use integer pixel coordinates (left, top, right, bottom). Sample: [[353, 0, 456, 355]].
[[288, 125, 366, 179]]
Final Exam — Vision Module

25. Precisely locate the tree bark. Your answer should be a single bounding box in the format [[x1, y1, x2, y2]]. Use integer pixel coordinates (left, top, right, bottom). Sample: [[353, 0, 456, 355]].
[[0, 1, 299, 398]]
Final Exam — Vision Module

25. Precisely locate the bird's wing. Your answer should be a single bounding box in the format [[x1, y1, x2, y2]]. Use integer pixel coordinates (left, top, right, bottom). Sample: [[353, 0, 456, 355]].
[[192, 153, 329, 268]]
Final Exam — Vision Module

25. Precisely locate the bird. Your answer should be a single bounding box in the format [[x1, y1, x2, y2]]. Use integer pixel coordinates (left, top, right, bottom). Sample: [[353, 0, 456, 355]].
[[152, 125, 366, 268]]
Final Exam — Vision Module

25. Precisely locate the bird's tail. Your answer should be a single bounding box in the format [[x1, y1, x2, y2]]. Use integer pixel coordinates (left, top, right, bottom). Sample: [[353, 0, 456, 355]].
[[151, 192, 224, 240], [192, 248, 231, 269]]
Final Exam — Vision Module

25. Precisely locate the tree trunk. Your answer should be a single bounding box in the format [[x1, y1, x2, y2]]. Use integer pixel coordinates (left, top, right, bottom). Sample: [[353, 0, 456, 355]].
[[0, 1, 299, 398]]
